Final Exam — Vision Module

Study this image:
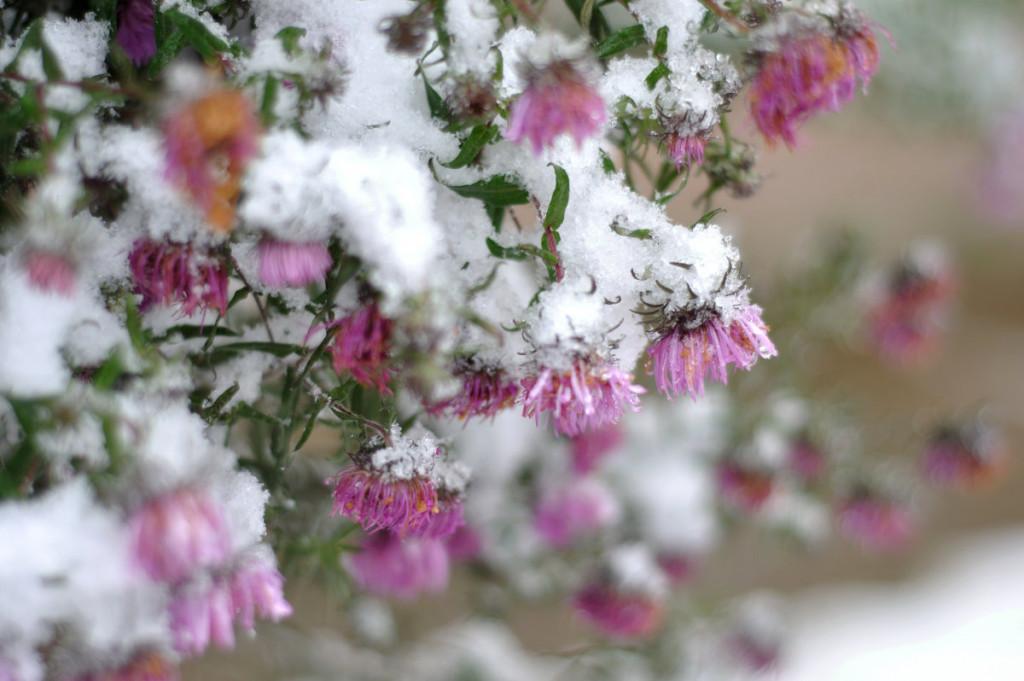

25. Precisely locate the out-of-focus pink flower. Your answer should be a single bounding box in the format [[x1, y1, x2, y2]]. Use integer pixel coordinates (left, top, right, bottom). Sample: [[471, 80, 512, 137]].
[[445, 524, 483, 562], [164, 89, 260, 232], [838, 495, 913, 552], [426, 364, 519, 421], [345, 531, 450, 600], [422, 496, 465, 539], [868, 256, 954, 365], [521, 360, 644, 437], [729, 631, 781, 674], [116, 0, 156, 66], [228, 557, 293, 631], [749, 17, 880, 146], [666, 133, 707, 169], [656, 553, 697, 586], [329, 467, 438, 536], [257, 238, 332, 288], [570, 423, 623, 476], [507, 60, 606, 154], [326, 303, 393, 394], [788, 437, 826, 483], [979, 109, 1024, 225], [534, 479, 618, 548], [130, 489, 230, 584], [128, 239, 229, 317], [572, 581, 664, 640], [76, 652, 178, 681], [23, 250, 76, 296], [922, 422, 1006, 490], [169, 581, 236, 656], [648, 305, 776, 399], [717, 461, 774, 514]]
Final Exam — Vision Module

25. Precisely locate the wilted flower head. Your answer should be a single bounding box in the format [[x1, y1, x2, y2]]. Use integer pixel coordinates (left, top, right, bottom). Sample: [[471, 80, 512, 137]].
[[116, 0, 157, 65], [257, 238, 332, 288], [717, 460, 775, 514], [533, 478, 619, 548], [344, 531, 450, 600], [169, 580, 236, 656], [23, 250, 76, 296], [130, 488, 230, 584], [570, 423, 623, 475], [426, 359, 519, 421], [507, 36, 606, 153], [647, 304, 776, 399], [229, 553, 293, 631], [749, 9, 880, 146], [838, 491, 913, 552], [574, 545, 667, 640], [666, 133, 707, 169], [378, 5, 432, 55], [129, 239, 229, 317], [326, 302, 393, 394], [164, 89, 260, 232], [922, 420, 1006, 489], [521, 359, 644, 437]]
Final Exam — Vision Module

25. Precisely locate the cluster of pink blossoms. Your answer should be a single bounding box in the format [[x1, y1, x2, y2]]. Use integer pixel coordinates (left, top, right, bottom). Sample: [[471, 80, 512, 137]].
[[749, 15, 880, 146], [647, 304, 777, 399], [128, 240, 229, 317], [521, 360, 644, 437]]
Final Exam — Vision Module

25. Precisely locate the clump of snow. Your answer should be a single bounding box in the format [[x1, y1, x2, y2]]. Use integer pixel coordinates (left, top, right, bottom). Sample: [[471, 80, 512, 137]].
[[370, 425, 443, 481]]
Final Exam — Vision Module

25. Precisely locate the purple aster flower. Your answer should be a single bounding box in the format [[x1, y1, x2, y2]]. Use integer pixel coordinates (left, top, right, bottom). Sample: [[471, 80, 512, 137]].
[[257, 238, 332, 288], [23, 250, 76, 296], [647, 304, 776, 399], [169, 580, 236, 656], [116, 0, 157, 66], [445, 524, 482, 562], [507, 59, 606, 154], [922, 422, 1006, 490], [326, 302, 393, 394], [329, 467, 438, 536], [717, 461, 774, 514], [521, 359, 644, 437], [788, 437, 826, 483], [426, 362, 519, 421], [656, 553, 697, 586], [569, 423, 623, 475], [229, 555, 293, 631], [838, 494, 913, 552], [128, 239, 229, 317], [533, 479, 619, 548], [344, 531, 450, 600], [665, 133, 707, 169], [130, 489, 230, 584], [572, 581, 664, 640]]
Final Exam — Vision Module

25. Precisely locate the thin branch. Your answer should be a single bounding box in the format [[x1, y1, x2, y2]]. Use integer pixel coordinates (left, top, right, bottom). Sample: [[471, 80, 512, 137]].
[[699, 0, 751, 33], [230, 257, 276, 343]]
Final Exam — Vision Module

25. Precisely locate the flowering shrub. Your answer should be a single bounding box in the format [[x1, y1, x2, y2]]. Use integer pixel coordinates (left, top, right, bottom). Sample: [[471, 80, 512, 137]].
[[0, 1, 984, 680]]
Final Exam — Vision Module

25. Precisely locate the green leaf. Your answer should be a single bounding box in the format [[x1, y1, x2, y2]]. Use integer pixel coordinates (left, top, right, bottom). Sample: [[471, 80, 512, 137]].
[[275, 26, 307, 56], [595, 24, 646, 59], [599, 149, 616, 175], [294, 401, 325, 452], [206, 383, 240, 418], [485, 237, 528, 261], [654, 26, 669, 58], [484, 202, 505, 231], [610, 222, 652, 240], [209, 341, 303, 358], [447, 175, 530, 205], [442, 124, 497, 169], [692, 207, 725, 227], [260, 76, 279, 126], [423, 74, 455, 124], [166, 9, 230, 61], [543, 164, 570, 230], [40, 40, 65, 81], [645, 62, 670, 90]]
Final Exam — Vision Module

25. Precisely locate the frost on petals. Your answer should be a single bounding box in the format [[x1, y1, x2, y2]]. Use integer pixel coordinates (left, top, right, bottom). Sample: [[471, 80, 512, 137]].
[[130, 489, 230, 584], [647, 304, 776, 399], [344, 531, 450, 600], [128, 239, 229, 317], [327, 302, 393, 394], [257, 238, 332, 288], [521, 360, 644, 437]]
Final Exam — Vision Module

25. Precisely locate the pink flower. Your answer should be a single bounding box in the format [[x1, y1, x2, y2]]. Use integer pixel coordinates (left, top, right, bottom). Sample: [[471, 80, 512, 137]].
[[326, 303, 393, 394], [533, 479, 618, 548], [228, 557, 293, 631], [445, 525, 483, 561], [169, 581, 236, 656], [666, 133, 706, 169], [570, 423, 623, 476], [257, 238, 332, 288], [521, 360, 644, 437], [729, 631, 781, 674], [922, 423, 1006, 490], [164, 90, 260, 232], [647, 304, 776, 399], [572, 582, 664, 640], [656, 553, 697, 586], [838, 495, 913, 552], [23, 250, 76, 296], [116, 0, 156, 66], [128, 239, 229, 317], [868, 259, 954, 364], [507, 60, 606, 154], [717, 461, 774, 514], [130, 489, 230, 584], [345, 531, 450, 600], [76, 652, 178, 681], [749, 19, 880, 146], [426, 364, 519, 421], [422, 495, 466, 539], [329, 467, 438, 536], [788, 438, 826, 483]]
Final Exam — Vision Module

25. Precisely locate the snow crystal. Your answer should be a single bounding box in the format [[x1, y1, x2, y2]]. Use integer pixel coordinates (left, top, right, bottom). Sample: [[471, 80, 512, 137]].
[[370, 425, 442, 480]]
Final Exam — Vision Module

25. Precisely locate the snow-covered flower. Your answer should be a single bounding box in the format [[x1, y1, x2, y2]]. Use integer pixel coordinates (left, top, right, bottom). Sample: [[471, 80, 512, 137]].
[[327, 302, 393, 394], [521, 360, 643, 437], [128, 239, 229, 316], [229, 553, 293, 631], [426, 360, 519, 421], [344, 531, 450, 600], [257, 238, 332, 288], [23, 250, 76, 297], [570, 423, 623, 476], [115, 0, 156, 66], [665, 133, 707, 169]]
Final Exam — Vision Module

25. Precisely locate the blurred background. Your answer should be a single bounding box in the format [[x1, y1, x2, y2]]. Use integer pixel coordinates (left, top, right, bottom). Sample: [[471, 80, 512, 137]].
[[187, 0, 1024, 678]]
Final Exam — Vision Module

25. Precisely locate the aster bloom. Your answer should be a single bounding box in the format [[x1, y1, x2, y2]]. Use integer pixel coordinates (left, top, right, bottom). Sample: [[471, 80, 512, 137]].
[[570, 423, 623, 476], [164, 89, 260, 232], [326, 303, 393, 394], [228, 556, 293, 631], [23, 250, 76, 296], [521, 359, 644, 437], [533, 479, 618, 548], [666, 133, 707, 169], [656, 553, 696, 586], [426, 362, 519, 421], [922, 423, 1006, 490], [507, 57, 606, 154], [130, 489, 231, 584], [717, 461, 774, 514], [868, 256, 954, 364], [257, 238, 332, 288], [344, 531, 450, 600], [128, 239, 229, 316], [749, 16, 880, 146], [647, 304, 776, 399], [330, 467, 437, 536], [572, 581, 664, 640], [838, 494, 913, 552], [116, 0, 156, 65], [169, 581, 236, 656]]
